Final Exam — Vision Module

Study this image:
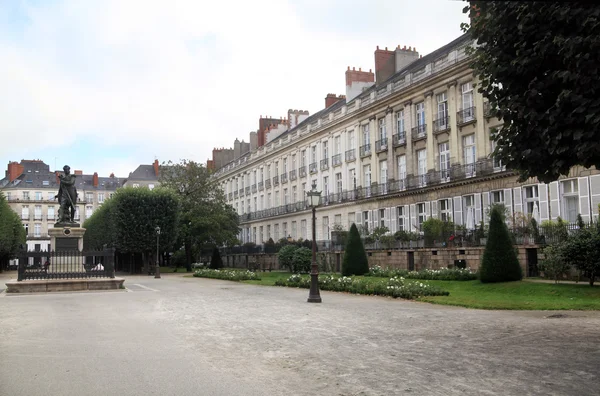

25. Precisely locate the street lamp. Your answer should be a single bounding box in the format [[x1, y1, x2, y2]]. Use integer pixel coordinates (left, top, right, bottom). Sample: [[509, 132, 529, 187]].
[[306, 183, 322, 303], [155, 226, 161, 279], [287, 234, 293, 243]]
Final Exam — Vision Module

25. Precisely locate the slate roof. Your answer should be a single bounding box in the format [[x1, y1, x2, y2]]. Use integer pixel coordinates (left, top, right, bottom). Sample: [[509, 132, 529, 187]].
[[127, 165, 158, 181]]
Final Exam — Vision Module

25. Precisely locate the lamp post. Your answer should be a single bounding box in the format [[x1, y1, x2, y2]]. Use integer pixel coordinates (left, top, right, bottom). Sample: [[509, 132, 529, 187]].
[[155, 226, 161, 279], [287, 234, 293, 243], [306, 183, 322, 303]]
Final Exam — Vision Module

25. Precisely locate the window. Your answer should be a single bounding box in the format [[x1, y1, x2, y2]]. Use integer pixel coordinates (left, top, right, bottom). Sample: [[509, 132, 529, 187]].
[[396, 206, 405, 231], [267, 225, 271, 240], [334, 136, 341, 155], [275, 190, 280, 206], [148, 184, 155, 190], [362, 124, 370, 146], [282, 158, 287, 173], [397, 155, 406, 181], [86, 192, 93, 202], [490, 134, 504, 171], [259, 226, 264, 243], [461, 82, 474, 118], [322, 216, 329, 240], [417, 203, 427, 228], [491, 190, 504, 204], [283, 222, 288, 239], [349, 169, 356, 190], [292, 186, 297, 203], [253, 170, 257, 184], [291, 155, 296, 171], [291, 221, 297, 239], [283, 188, 289, 205], [301, 150, 306, 167], [267, 193, 272, 209], [86, 206, 93, 218], [322, 141, 328, 160], [363, 211, 369, 233], [378, 118, 386, 141], [301, 220, 307, 239], [523, 185, 539, 217], [464, 195, 475, 229], [98, 193, 104, 203], [24, 224, 29, 236], [48, 192, 55, 200], [21, 205, 29, 220], [463, 134, 476, 177], [416, 102, 425, 127], [334, 214, 342, 227], [323, 176, 329, 197], [311, 145, 317, 163], [437, 92, 448, 127], [396, 110, 405, 135], [379, 160, 388, 194], [253, 197, 257, 211], [259, 195, 264, 210], [335, 173, 342, 194], [417, 149, 427, 186], [132, 183, 139, 188], [5, 192, 10, 201], [35, 192, 42, 200], [34, 223, 41, 237], [42, 180, 49, 186], [439, 199, 452, 222], [23, 191, 30, 200], [47, 206, 55, 220], [348, 212, 355, 230], [247, 199, 251, 214], [379, 208, 386, 228], [439, 142, 450, 181], [363, 164, 371, 196], [347, 130, 355, 150], [34, 205, 42, 220], [561, 180, 579, 223], [260, 167, 264, 182]]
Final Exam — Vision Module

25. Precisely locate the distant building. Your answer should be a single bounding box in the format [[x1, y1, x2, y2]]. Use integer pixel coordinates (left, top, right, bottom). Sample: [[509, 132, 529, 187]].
[[123, 159, 160, 189]]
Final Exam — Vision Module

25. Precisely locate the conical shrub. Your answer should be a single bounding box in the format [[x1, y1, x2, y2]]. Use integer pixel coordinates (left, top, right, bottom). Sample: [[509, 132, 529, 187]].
[[209, 247, 224, 269], [342, 223, 369, 276], [480, 205, 522, 283]]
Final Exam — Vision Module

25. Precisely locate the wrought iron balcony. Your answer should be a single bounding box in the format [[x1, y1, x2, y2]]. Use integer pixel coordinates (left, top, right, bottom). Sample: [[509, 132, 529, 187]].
[[457, 106, 476, 125], [332, 154, 342, 167], [289, 169, 297, 181], [388, 177, 407, 192], [345, 149, 356, 162], [265, 179, 271, 189], [239, 188, 245, 197], [393, 131, 406, 147], [375, 138, 388, 153], [416, 173, 429, 188], [309, 162, 318, 174], [411, 124, 427, 141], [299, 166, 307, 178], [281, 173, 288, 184], [320, 158, 329, 171], [245, 186, 250, 195], [234, 191, 239, 199], [228, 192, 233, 200], [272, 175, 279, 186], [258, 181, 264, 191], [359, 144, 371, 158], [433, 116, 450, 134], [252, 184, 257, 193]]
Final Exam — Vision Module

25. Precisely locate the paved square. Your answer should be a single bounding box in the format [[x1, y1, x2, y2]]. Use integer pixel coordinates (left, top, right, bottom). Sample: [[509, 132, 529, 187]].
[[1, 274, 599, 395]]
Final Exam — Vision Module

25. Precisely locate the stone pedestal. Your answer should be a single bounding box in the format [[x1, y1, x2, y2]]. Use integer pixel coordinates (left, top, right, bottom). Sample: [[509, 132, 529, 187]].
[[48, 226, 87, 273]]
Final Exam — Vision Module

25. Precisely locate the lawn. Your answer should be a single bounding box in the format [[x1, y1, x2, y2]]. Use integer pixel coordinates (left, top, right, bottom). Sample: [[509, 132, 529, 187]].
[[240, 271, 600, 310]]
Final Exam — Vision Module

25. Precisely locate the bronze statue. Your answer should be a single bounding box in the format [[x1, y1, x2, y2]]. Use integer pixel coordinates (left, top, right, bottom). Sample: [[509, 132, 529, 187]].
[[55, 165, 78, 224]]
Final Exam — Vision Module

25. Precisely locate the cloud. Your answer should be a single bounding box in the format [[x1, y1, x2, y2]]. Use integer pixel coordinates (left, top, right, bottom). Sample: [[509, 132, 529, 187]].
[[0, 0, 468, 178]]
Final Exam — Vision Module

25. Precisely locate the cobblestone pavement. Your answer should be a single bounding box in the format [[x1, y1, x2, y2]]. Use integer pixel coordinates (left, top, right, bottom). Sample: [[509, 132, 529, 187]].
[[1, 275, 599, 396]]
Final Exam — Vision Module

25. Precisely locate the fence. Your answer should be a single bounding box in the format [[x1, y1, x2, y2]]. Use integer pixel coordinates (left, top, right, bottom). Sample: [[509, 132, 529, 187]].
[[17, 248, 116, 281]]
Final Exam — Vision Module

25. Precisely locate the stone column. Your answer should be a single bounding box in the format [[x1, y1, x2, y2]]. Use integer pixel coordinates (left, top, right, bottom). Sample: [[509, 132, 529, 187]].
[[447, 81, 460, 165]]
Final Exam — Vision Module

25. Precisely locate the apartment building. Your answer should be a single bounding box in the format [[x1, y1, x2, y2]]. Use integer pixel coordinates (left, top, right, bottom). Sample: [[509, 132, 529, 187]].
[[211, 33, 600, 246]]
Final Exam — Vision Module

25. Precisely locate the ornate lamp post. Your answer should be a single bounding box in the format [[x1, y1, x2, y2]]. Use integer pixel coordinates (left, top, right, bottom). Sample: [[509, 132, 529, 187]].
[[155, 226, 161, 279], [306, 183, 322, 303]]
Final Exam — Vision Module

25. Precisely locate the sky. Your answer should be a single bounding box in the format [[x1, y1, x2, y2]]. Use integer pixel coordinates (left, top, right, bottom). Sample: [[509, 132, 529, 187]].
[[0, 0, 469, 178]]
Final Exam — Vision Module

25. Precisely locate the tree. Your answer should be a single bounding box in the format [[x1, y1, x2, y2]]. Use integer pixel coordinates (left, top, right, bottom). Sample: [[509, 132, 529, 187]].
[[159, 160, 239, 271], [540, 243, 570, 283], [560, 224, 600, 286], [480, 205, 523, 283], [0, 192, 26, 272], [462, 2, 600, 183], [342, 223, 369, 276], [292, 247, 312, 273], [209, 247, 223, 269], [278, 244, 298, 272]]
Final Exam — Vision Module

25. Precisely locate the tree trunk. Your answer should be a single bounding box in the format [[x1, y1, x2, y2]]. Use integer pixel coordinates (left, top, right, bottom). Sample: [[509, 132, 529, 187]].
[[185, 240, 192, 272]]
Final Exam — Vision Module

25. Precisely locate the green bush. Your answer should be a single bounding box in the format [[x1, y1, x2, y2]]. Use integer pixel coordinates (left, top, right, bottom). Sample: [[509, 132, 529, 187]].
[[209, 247, 223, 269], [193, 269, 260, 281], [277, 245, 298, 272], [342, 223, 369, 276], [421, 218, 454, 245], [559, 223, 600, 286], [480, 205, 523, 283], [292, 247, 312, 273], [539, 243, 570, 283], [365, 266, 477, 281]]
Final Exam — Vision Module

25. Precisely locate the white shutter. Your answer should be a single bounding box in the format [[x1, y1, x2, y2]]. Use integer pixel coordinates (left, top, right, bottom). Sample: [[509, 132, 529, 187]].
[[355, 212, 361, 228], [409, 204, 417, 231], [538, 183, 549, 222], [425, 202, 431, 221], [385, 208, 391, 231], [482, 192, 490, 223], [448, 198, 453, 222], [431, 200, 438, 219], [390, 207, 397, 233], [513, 187, 523, 215], [503, 188, 513, 219], [549, 181, 560, 220], [589, 175, 600, 221], [369, 210, 375, 232], [578, 177, 591, 223], [453, 196, 463, 226], [403, 205, 409, 231], [474, 193, 482, 225]]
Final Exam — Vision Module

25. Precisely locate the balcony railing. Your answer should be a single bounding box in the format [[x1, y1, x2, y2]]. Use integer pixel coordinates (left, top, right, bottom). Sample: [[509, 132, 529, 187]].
[[411, 124, 427, 141], [47, 215, 55, 221], [265, 179, 272, 189], [457, 106, 476, 125], [309, 163, 318, 174], [389, 177, 406, 192], [239, 188, 245, 197], [415, 173, 429, 188], [281, 173, 288, 184], [345, 149, 356, 162], [320, 159, 329, 171], [359, 144, 371, 158], [252, 184, 257, 193], [299, 166, 307, 178], [332, 154, 342, 167], [234, 191, 239, 199], [375, 138, 388, 153], [258, 181, 264, 191], [228, 192, 233, 200], [433, 116, 450, 134], [393, 131, 406, 147], [34, 215, 43, 221], [245, 187, 250, 195], [272, 175, 279, 186]]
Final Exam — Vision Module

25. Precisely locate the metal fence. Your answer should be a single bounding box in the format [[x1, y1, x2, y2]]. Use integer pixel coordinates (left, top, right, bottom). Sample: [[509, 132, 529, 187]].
[[17, 248, 116, 281]]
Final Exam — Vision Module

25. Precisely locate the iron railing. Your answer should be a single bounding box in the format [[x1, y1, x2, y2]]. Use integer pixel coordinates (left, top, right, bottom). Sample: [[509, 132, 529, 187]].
[[299, 166, 307, 178], [345, 149, 356, 162], [252, 184, 257, 193], [433, 116, 450, 134], [332, 154, 342, 167], [265, 179, 272, 189], [309, 163, 318, 174], [457, 106, 476, 125], [375, 138, 388, 153], [258, 181, 264, 191], [272, 176, 279, 186], [320, 159, 329, 171], [281, 173, 288, 184], [359, 144, 371, 158], [393, 132, 407, 147], [411, 125, 427, 141], [18, 248, 115, 281], [289, 169, 297, 181]]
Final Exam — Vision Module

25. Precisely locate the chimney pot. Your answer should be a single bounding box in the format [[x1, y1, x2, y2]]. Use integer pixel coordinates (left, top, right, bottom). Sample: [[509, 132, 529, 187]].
[[385, 47, 388, 51], [376, 45, 379, 50]]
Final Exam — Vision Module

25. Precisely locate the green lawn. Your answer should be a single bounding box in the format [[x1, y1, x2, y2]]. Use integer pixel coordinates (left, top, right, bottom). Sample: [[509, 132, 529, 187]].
[[241, 272, 600, 310]]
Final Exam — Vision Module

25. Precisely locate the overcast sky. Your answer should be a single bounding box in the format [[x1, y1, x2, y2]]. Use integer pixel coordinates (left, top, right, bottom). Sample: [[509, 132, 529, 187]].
[[0, 0, 469, 178]]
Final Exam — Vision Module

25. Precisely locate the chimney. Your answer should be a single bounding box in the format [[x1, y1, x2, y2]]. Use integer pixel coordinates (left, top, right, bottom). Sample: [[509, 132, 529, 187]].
[[55, 171, 60, 184], [6, 161, 24, 182], [325, 93, 343, 108], [395, 45, 420, 72], [153, 159, 159, 176], [74, 170, 83, 175], [93, 172, 99, 187], [110, 173, 115, 178], [374, 45, 396, 84], [345, 66, 375, 102]]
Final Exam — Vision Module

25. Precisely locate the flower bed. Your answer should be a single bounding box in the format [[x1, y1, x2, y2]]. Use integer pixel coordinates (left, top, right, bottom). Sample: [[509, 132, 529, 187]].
[[275, 274, 449, 300], [193, 269, 260, 281], [365, 266, 477, 281]]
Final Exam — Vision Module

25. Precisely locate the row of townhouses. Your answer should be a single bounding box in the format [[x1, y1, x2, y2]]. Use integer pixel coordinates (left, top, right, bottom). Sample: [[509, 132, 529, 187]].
[[209, 33, 600, 245]]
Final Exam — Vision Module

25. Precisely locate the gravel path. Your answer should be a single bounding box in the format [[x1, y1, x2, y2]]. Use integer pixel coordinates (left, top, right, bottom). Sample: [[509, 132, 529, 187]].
[[1, 274, 599, 396]]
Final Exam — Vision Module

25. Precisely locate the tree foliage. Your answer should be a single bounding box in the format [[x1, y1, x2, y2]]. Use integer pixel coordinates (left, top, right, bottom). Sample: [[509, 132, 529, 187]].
[[342, 223, 369, 276], [0, 192, 26, 271], [292, 247, 312, 273], [480, 205, 523, 283], [278, 244, 298, 272], [558, 224, 600, 286], [463, 2, 600, 183]]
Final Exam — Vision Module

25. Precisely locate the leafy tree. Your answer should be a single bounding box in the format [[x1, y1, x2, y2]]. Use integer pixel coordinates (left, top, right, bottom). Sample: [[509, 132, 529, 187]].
[[83, 197, 116, 250], [0, 192, 26, 271], [480, 205, 523, 283], [278, 244, 298, 272], [462, 2, 600, 183], [421, 218, 455, 246], [342, 223, 369, 276], [159, 160, 239, 271], [292, 247, 312, 273], [560, 224, 600, 286], [209, 247, 223, 269], [540, 243, 570, 283]]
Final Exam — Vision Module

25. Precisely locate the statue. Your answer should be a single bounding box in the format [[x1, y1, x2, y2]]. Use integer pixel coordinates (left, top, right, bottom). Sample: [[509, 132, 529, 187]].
[[55, 165, 79, 225]]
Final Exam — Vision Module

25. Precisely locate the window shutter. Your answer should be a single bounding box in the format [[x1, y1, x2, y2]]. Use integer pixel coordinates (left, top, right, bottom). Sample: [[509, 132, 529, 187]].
[[425, 202, 431, 221], [589, 175, 600, 221], [385, 208, 391, 232], [549, 181, 560, 220], [482, 192, 490, 223], [453, 196, 463, 226], [390, 207, 397, 233], [503, 188, 513, 219], [448, 198, 453, 222], [403, 205, 409, 231], [513, 187, 523, 215], [409, 204, 417, 231], [474, 193, 482, 225], [431, 200, 438, 219], [369, 210, 375, 233], [538, 183, 549, 222], [578, 177, 591, 223]]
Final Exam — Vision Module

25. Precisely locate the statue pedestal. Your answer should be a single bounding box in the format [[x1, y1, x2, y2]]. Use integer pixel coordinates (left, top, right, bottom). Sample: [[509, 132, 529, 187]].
[[49, 226, 87, 273]]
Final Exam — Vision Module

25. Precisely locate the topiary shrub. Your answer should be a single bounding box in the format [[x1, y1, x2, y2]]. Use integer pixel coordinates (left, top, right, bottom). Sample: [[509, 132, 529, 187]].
[[292, 247, 312, 273], [342, 223, 369, 276], [278, 244, 298, 272], [209, 247, 223, 269], [480, 205, 523, 283]]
